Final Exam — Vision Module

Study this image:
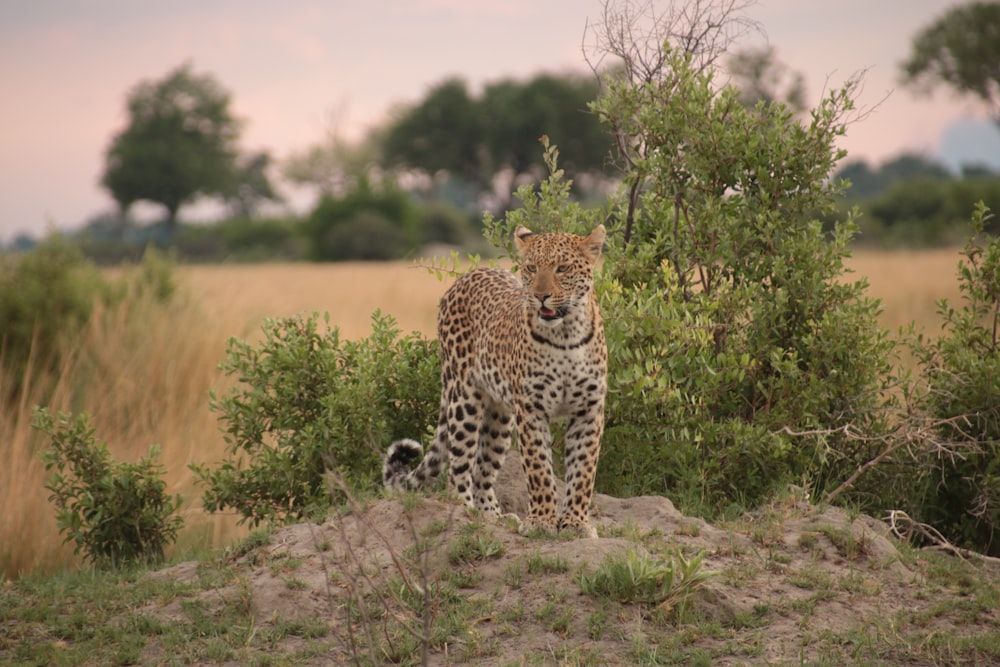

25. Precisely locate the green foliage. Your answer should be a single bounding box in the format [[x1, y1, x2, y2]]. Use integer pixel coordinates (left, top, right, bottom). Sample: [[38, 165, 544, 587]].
[[834, 153, 953, 201], [33, 408, 183, 567], [482, 136, 608, 255], [0, 238, 108, 394], [306, 179, 419, 260], [448, 524, 505, 565], [727, 45, 806, 112], [101, 63, 242, 235], [588, 48, 894, 515], [901, 1, 1000, 123], [192, 311, 439, 527], [910, 203, 1000, 555], [175, 216, 307, 262], [860, 176, 1000, 246], [576, 548, 713, 613], [224, 150, 282, 219], [381, 73, 614, 207], [0, 239, 173, 405], [418, 201, 480, 246]]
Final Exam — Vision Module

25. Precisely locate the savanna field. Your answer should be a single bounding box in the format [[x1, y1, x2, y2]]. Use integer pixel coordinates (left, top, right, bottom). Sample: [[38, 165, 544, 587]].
[[0, 247, 968, 579]]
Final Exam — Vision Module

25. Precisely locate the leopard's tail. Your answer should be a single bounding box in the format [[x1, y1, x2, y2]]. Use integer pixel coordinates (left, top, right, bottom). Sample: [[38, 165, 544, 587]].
[[382, 439, 424, 490], [383, 435, 447, 491]]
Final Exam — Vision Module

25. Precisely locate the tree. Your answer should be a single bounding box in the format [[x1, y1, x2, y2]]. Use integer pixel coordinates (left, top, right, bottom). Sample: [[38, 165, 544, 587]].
[[727, 45, 806, 112], [382, 78, 484, 185], [380, 74, 615, 211], [900, 1, 1000, 125], [834, 153, 952, 200], [565, 0, 894, 514], [225, 150, 282, 219], [282, 108, 383, 197], [101, 63, 242, 239]]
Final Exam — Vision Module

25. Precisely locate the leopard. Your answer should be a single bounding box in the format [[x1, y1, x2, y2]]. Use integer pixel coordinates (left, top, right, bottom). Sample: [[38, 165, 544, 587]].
[[382, 224, 607, 537]]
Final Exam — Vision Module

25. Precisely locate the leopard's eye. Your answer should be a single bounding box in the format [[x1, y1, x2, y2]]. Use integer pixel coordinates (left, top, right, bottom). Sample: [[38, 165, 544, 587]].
[[555, 265, 569, 274], [523, 264, 537, 273]]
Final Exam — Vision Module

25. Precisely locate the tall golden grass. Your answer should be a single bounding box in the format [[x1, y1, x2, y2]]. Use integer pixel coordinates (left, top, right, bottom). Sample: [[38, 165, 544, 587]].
[[0, 250, 966, 578]]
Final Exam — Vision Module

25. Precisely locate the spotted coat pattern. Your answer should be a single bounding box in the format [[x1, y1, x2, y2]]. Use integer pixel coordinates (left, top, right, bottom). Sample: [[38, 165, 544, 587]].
[[382, 225, 608, 536]]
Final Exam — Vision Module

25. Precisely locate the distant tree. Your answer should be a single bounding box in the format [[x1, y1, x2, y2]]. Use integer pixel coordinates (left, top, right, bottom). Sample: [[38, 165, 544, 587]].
[[282, 109, 383, 197], [879, 154, 952, 183], [382, 78, 483, 185], [834, 153, 952, 199], [835, 161, 881, 200], [480, 74, 613, 188], [225, 150, 282, 219], [101, 63, 242, 239], [900, 1, 1000, 125], [380, 73, 615, 210], [727, 45, 806, 112]]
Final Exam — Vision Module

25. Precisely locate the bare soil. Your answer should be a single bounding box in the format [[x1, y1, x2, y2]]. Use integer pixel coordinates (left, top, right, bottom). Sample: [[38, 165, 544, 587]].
[[144, 452, 1000, 665]]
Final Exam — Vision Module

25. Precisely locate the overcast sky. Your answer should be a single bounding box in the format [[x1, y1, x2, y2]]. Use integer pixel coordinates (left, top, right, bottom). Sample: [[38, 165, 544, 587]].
[[1, 0, 995, 243]]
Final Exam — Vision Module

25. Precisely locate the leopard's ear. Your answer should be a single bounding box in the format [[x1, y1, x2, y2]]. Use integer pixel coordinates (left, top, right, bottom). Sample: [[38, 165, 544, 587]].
[[513, 226, 534, 254], [580, 225, 606, 263]]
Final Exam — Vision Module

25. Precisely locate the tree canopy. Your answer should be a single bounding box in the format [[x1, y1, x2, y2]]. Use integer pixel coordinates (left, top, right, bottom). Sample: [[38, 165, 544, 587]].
[[101, 64, 244, 237], [727, 45, 806, 113], [900, 1, 1000, 124], [380, 73, 615, 210]]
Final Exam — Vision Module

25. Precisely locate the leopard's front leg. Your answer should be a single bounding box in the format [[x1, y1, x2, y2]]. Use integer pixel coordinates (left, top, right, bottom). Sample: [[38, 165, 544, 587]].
[[558, 408, 604, 538], [516, 406, 558, 533]]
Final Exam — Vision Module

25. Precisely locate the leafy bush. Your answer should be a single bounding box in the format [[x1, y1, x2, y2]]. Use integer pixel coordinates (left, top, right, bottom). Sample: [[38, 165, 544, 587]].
[[192, 311, 439, 527], [861, 177, 1000, 246], [176, 216, 307, 262], [307, 180, 419, 261], [34, 408, 183, 567], [587, 50, 896, 517], [419, 201, 480, 246], [0, 238, 109, 395], [909, 203, 1000, 555], [0, 239, 175, 405]]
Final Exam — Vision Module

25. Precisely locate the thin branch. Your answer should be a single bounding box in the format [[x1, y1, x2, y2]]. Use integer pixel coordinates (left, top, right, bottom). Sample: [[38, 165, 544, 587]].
[[887, 510, 1000, 566]]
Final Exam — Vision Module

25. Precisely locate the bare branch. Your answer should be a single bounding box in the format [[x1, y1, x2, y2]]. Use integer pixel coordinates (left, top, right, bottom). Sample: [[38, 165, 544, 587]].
[[887, 510, 1000, 566], [583, 0, 762, 85]]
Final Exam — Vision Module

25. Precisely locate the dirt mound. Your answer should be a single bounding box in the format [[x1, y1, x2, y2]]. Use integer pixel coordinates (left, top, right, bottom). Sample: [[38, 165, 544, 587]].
[[144, 454, 998, 665]]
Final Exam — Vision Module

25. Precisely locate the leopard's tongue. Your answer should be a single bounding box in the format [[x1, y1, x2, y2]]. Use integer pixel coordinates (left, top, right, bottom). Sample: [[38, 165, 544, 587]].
[[540, 307, 556, 318]]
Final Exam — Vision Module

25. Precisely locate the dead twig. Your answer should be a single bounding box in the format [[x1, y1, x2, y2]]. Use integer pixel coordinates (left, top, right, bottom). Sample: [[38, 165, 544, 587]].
[[887, 510, 1000, 566]]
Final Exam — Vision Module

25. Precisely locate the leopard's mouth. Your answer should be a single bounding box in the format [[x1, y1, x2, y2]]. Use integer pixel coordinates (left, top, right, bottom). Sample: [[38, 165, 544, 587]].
[[539, 306, 564, 321]]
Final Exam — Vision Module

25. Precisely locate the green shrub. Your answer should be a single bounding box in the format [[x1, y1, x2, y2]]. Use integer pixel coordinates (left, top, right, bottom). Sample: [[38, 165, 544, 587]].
[[910, 203, 1000, 555], [419, 201, 480, 246], [0, 240, 174, 404], [307, 180, 419, 261], [0, 238, 109, 394], [34, 408, 183, 567], [176, 216, 307, 262], [192, 311, 439, 527], [576, 548, 712, 615]]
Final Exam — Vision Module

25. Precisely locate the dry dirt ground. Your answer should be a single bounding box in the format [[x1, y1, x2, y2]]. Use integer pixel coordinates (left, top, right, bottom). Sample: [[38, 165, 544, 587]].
[[144, 453, 1000, 666]]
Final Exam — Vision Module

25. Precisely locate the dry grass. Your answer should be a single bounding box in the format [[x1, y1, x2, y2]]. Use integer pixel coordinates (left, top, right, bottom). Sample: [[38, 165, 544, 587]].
[[845, 246, 964, 333], [181, 262, 447, 340], [0, 250, 966, 578]]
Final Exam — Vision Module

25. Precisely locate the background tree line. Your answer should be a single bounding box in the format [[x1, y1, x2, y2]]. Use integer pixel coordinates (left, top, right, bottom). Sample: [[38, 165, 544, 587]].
[[4, 1, 994, 261]]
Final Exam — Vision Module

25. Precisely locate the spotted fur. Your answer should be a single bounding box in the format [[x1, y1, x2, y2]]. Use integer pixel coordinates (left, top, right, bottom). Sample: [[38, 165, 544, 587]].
[[383, 225, 607, 536]]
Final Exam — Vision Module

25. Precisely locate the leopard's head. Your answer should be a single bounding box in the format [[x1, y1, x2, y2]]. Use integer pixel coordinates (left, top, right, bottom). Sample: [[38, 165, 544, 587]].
[[514, 225, 605, 325]]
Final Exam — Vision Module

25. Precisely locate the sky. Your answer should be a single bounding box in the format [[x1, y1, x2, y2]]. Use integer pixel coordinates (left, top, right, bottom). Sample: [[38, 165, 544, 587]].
[[2, 0, 998, 243]]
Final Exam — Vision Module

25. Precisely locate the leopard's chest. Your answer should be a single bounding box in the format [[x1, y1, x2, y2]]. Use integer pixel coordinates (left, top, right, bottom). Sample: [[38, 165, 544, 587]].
[[520, 340, 605, 418]]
